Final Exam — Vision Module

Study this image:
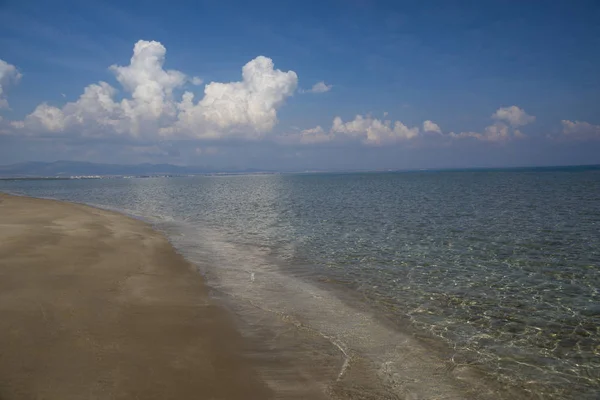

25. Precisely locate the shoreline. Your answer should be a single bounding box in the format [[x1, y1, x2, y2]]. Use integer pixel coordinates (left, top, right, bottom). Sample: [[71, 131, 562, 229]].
[[0, 192, 539, 399], [164, 212, 532, 400], [0, 193, 273, 399]]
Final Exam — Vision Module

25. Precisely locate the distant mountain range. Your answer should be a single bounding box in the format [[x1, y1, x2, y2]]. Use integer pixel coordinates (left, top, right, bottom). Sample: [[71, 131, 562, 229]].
[[0, 161, 271, 178]]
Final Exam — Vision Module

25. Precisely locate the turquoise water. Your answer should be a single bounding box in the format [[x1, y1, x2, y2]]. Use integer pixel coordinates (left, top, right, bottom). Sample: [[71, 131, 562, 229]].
[[2, 168, 599, 398]]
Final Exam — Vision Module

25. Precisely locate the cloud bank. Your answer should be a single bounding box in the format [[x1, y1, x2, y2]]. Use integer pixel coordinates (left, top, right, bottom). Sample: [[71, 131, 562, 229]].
[[3, 41, 597, 153], [19, 40, 298, 140], [288, 106, 535, 147], [284, 114, 422, 146]]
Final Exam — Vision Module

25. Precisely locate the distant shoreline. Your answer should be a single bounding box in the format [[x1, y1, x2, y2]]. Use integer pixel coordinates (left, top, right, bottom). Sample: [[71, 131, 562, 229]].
[[1, 162, 598, 180]]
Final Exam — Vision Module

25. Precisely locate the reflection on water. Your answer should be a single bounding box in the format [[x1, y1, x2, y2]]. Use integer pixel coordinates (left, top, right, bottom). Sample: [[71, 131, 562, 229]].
[[2, 168, 599, 398]]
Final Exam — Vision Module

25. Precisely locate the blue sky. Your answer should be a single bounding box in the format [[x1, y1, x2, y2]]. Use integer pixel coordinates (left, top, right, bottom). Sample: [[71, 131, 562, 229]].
[[0, 0, 599, 170]]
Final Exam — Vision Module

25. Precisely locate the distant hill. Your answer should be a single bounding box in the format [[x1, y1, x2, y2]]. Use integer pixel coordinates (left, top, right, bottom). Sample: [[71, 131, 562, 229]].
[[0, 161, 271, 178]]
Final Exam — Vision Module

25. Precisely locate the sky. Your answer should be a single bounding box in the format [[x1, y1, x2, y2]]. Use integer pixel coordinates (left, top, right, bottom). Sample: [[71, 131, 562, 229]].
[[0, 0, 599, 170]]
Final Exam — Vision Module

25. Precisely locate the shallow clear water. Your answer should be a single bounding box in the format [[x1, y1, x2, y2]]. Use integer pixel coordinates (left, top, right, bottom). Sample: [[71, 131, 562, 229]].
[[2, 168, 599, 398]]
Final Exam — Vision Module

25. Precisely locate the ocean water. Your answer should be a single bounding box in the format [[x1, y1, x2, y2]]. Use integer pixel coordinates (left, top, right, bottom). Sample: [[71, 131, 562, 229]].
[[2, 168, 599, 398]]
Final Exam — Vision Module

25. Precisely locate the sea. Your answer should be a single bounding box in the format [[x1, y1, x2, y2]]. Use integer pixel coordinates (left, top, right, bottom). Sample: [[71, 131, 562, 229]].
[[2, 166, 599, 399]]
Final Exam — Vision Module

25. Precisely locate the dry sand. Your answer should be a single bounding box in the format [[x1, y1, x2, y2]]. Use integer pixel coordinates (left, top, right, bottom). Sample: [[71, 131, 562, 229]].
[[0, 193, 273, 400]]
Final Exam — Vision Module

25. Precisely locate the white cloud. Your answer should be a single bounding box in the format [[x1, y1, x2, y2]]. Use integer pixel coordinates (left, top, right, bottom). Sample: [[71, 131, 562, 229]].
[[172, 56, 297, 139], [298, 126, 334, 144], [24, 41, 183, 137], [303, 81, 332, 94], [6, 43, 553, 151], [451, 123, 510, 142], [492, 106, 535, 127], [423, 120, 442, 134], [284, 114, 420, 146], [20, 40, 298, 141], [449, 106, 533, 142], [27, 103, 68, 132], [332, 114, 419, 145], [109, 40, 186, 121], [561, 120, 600, 140], [0, 59, 22, 108]]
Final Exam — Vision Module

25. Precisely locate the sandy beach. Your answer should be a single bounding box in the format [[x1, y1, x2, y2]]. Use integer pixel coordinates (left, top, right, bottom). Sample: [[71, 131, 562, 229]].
[[0, 193, 272, 399]]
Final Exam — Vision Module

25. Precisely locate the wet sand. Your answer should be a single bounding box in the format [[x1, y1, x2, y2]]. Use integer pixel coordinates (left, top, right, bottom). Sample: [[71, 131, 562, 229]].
[[0, 193, 272, 400]]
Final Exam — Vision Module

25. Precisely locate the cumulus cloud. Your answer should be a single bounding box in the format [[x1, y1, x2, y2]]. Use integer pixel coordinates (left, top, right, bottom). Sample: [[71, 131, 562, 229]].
[[303, 81, 332, 93], [172, 56, 298, 139], [0, 59, 22, 108], [561, 120, 600, 140], [423, 120, 442, 134], [20, 40, 298, 140], [23, 41, 184, 137], [450, 106, 532, 142], [332, 115, 419, 145], [450, 123, 510, 142], [110, 40, 186, 119], [283, 115, 421, 146], [26, 103, 68, 132], [492, 106, 535, 127], [6, 44, 551, 152]]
